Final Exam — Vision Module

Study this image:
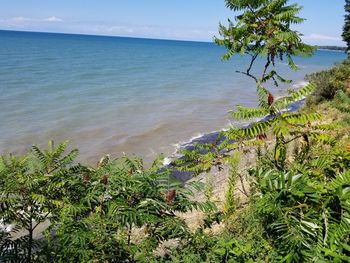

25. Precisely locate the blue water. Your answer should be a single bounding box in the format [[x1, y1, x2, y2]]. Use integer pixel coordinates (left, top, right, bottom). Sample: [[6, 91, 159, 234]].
[[0, 30, 347, 162]]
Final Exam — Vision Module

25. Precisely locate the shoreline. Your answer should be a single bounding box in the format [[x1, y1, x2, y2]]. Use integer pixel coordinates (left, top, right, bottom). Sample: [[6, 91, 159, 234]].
[[166, 98, 306, 183]]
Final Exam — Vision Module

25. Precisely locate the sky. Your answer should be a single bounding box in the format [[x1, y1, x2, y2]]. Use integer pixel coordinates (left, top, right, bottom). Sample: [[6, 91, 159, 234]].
[[0, 0, 346, 46]]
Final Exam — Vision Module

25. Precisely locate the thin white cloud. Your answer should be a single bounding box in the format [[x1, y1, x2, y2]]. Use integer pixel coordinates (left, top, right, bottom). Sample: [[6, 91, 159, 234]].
[[44, 16, 63, 22], [10, 16, 33, 22], [0, 16, 32, 28], [86, 25, 137, 35], [0, 16, 64, 27], [304, 33, 342, 41], [80, 23, 216, 41]]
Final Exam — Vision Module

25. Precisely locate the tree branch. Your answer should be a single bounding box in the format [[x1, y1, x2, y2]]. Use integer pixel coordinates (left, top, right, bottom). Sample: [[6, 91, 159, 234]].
[[247, 53, 258, 76], [285, 135, 304, 144], [238, 173, 249, 197], [32, 212, 50, 231], [236, 70, 258, 83], [262, 55, 271, 79], [236, 52, 259, 83]]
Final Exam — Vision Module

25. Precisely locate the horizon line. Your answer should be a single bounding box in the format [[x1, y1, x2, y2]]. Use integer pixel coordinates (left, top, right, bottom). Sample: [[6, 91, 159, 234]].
[[0, 28, 347, 48], [0, 28, 215, 44]]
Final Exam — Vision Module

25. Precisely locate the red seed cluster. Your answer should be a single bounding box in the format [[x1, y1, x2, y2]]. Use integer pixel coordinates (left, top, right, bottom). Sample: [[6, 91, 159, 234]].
[[257, 133, 267, 140], [100, 175, 108, 185], [166, 189, 176, 204], [83, 175, 89, 183], [268, 93, 274, 106]]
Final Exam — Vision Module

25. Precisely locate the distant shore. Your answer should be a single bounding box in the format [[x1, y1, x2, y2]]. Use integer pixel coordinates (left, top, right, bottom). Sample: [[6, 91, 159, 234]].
[[317, 45, 347, 52]]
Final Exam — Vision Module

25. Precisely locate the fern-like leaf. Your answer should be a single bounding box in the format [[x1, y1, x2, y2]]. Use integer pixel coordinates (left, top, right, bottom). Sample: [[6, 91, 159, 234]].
[[231, 105, 269, 120]]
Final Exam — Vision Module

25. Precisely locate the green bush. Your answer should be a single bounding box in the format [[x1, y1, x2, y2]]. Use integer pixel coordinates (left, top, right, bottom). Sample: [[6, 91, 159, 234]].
[[0, 142, 216, 262], [306, 58, 350, 104], [255, 142, 350, 261]]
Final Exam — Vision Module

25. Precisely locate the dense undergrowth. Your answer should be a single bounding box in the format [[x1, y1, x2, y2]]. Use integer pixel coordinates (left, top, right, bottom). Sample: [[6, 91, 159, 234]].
[[306, 59, 350, 104], [0, 143, 216, 262], [165, 59, 350, 262], [1, 0, 350, 261]]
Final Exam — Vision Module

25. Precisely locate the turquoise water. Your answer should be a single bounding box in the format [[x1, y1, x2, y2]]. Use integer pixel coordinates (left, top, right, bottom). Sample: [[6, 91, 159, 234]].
[[0, 30, 347, 162]]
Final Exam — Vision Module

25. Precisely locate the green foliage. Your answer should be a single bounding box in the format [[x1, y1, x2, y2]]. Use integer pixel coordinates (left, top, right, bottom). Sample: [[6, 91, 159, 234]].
[[231, 105, 268, 120], [215, 0, 314, 85], [332, 90, 350, 114], [343, 0, 350, 53], [223, 153, 240, 217], [248, 141, 350, 262], [167, 137, 350, 262], [174, 136, 235, 176], [173, 1, 350, 262], [159, 229, 271, 263], [178, 1, 321, 175], [0, 140, 82, 262], [306, 59, 350, 103], [0, 142, 216, 262]]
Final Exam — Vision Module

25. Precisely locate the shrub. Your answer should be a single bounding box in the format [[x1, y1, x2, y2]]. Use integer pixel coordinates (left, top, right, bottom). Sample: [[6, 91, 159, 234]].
[[306, 58, 350, 103], [0, 143, 216, 262]]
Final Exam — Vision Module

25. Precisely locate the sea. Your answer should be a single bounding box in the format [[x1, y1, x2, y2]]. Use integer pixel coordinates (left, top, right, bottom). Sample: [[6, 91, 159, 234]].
[[0, 30, 347, 163]]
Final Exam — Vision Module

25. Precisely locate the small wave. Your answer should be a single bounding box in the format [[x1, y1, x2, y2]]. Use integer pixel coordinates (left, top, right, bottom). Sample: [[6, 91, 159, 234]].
[[163, 157, 173, 166], [177, 133, 205, 147], [121, 123, 172, 144]]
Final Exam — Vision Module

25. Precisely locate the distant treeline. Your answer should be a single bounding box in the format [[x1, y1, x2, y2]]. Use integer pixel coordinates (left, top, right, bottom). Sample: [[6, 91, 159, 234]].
[[317, 45, 347, 51]]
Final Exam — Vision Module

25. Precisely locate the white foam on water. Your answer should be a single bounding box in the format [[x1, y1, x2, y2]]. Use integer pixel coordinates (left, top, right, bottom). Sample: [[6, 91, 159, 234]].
[[292, 80, 309, 88], [172, 133, 205, 149], [163, 157, 172, 166]]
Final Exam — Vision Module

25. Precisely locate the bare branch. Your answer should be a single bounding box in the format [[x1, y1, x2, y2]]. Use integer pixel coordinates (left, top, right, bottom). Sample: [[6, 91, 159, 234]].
[[247, 53, 259, 76], [235, 53, 259, 83], [236, 70, 258, 82], [32, 212, 50, 231], [262, 55, 271, 79]]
